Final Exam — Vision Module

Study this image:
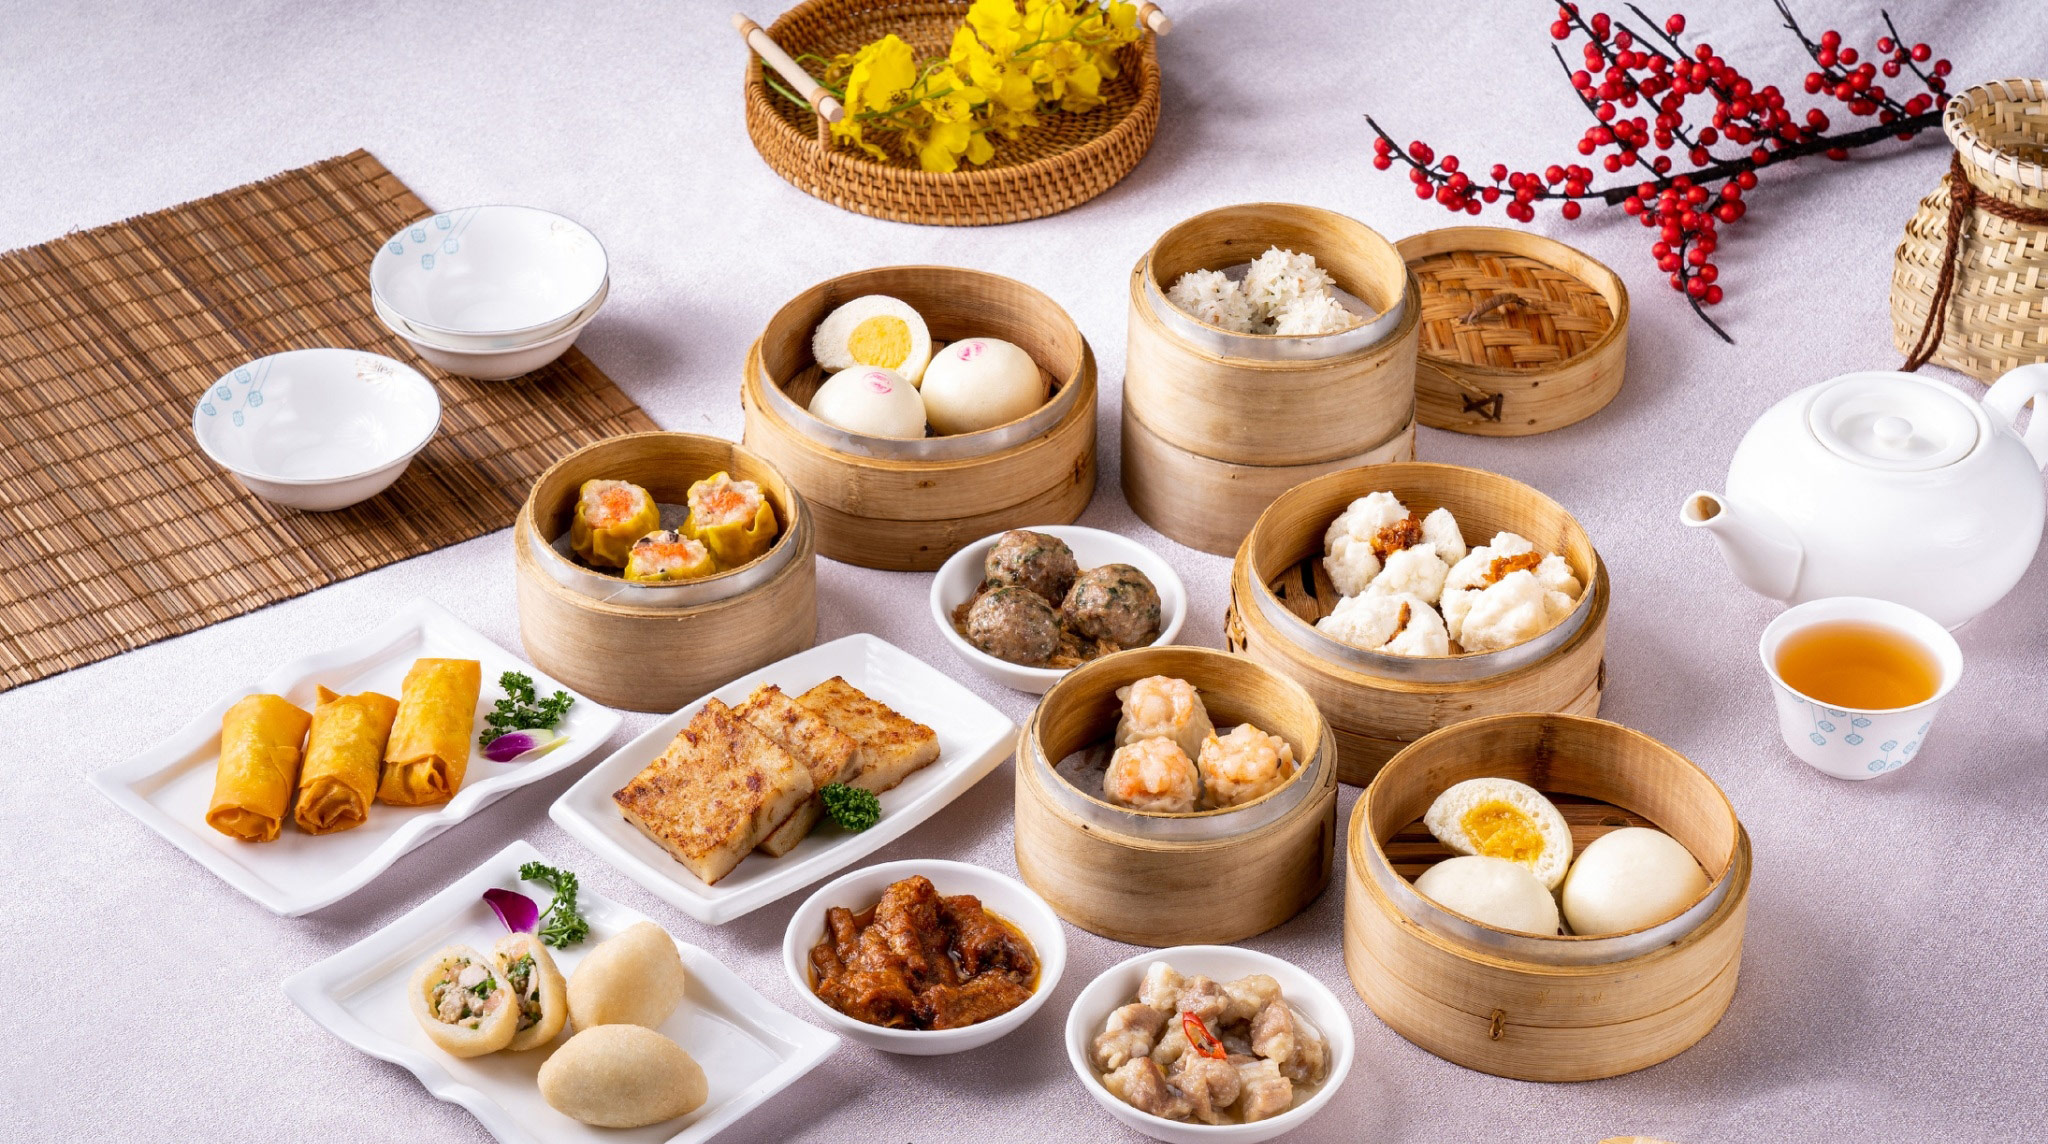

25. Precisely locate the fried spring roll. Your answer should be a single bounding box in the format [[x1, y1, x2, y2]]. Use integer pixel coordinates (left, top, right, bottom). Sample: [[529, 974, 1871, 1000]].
[[293, 685, 399, 834], [377, 658, 482, 806], [205, 694, 313, 843]]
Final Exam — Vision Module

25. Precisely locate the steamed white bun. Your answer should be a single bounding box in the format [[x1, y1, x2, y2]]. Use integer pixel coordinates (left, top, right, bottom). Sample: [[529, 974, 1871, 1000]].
[[918, 337, 1046, 436], [1415, 855, 1561, 934], [1423, 776, 1574, 890], [1560, 827, 1708, 936], [1366, 542, 1449, 605], [808, 366, 927, 438]]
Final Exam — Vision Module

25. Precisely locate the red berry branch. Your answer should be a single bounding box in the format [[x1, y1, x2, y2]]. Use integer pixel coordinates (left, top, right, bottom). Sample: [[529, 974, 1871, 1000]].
[[1366, 3, 1953, 341]]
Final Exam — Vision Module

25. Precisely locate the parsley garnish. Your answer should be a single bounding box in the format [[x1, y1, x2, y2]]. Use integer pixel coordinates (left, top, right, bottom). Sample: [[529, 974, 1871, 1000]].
[[820, 783, 881, 832], [480, 671, 575, 748], [518, 861, 591, 948]]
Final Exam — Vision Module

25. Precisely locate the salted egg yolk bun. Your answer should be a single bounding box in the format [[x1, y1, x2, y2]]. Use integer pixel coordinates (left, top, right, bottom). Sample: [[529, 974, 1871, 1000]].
[[1422, 776, 1574, 890], [1414, 854, 1560, 934], [810, 295, 932, 384], [807, 366, 928, 439], [1560, 827, 1708, 935]]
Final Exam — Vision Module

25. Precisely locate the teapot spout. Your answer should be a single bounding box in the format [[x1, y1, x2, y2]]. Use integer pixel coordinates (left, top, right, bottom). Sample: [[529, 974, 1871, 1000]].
[[1679, 491, 1804, 602]]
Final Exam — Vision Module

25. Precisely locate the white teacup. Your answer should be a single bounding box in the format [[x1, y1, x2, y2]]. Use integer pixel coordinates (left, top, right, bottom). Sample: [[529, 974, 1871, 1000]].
[[1758, 597, 1963, 780]]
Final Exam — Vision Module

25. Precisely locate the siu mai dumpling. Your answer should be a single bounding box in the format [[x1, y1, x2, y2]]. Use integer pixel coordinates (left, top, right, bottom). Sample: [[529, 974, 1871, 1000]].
[[1105, 737, 1201, 814], [1196, 723, 1297, 809], [682, 471, 779, 567], [623, 531, 716, 583], [571, 479, 660, 569], [1113, 675, 1215, 762]]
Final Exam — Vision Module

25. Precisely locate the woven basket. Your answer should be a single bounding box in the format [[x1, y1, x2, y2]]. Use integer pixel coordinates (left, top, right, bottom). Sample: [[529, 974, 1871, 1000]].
[[1891, 78, 2048, 380], [742, 0, 1161, 226]]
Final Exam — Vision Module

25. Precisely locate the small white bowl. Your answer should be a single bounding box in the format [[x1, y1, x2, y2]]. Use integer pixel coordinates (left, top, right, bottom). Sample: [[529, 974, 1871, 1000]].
[[191, 349, 439, 511], [930, 525, 1188, 694], [370, 205, 607, 340], [1065, 945, 1355, 1144], [373, 277, 608, 381], [782, 858, 1067, 1055]]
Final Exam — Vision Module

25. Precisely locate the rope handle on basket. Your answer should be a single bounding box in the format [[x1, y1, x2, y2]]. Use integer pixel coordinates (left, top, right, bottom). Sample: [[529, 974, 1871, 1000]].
[[733, 12, 845, 129], [1902, 152, 2048, 372]]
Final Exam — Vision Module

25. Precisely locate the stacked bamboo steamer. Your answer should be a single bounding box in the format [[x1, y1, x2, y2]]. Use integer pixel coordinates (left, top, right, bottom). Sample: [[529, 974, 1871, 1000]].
[[1228, 462, 1608, 786], [1347, 714, 1749, 1081], [742, 265, 1096, 571], [515, 431, 817, 713], [1123, 203, 1422, 555], [1013, 646, 1338, 946]]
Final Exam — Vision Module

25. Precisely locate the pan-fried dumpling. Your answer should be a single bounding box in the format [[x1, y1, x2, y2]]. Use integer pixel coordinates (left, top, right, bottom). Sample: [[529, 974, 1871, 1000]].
[[571, 479, 660, 569], [1113, 675, 1215, 762]]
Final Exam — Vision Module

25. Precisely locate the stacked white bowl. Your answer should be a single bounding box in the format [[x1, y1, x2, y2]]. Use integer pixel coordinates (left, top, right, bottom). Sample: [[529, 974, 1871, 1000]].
[[370, 205, 609, 380]]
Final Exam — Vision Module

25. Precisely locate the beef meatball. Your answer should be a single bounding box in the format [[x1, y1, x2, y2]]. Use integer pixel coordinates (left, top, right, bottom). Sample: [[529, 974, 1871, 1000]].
[[965, 585, 1061, 666], [983, 530, 1079, 606], [1062, 564, 1162, 647]]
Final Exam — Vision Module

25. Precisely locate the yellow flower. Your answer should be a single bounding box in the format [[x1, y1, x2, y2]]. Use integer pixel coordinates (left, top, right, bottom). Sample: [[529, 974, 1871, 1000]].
[[846, 34, 917, 114], [966, 0, 1025, 54]]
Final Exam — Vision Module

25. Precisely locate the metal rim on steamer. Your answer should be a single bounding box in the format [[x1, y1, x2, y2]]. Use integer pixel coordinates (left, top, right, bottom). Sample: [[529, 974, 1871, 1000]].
[[1361, 822, 1740, 966], [1253, 560, 1599, 683], [1026, 718, 1333, 842], [753, 350, 1086, 462], [1139, 264, 1411, 362], [519, 488, 808, 608]]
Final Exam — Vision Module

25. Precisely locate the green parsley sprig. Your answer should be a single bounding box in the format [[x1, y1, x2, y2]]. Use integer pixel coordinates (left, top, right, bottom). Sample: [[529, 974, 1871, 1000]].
[[518, 861, 591, 948], [820, 783, 881, 832], [481, 671, 575, 748]]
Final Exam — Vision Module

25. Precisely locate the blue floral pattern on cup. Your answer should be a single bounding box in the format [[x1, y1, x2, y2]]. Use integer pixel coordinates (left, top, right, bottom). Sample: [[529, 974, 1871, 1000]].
[[381, 209, 479, 273], [199, 355, 275, 427], [1771, 680, 1943, 780]]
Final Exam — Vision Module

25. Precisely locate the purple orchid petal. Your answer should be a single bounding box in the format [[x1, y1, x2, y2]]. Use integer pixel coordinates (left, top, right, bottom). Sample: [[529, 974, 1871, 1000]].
[[483, 887, 539, 934], [482, 727, 566, 763]]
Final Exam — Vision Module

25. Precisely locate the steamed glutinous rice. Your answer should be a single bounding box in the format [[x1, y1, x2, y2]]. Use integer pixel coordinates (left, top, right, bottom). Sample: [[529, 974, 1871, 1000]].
[[1165, 247, 1360, 336]]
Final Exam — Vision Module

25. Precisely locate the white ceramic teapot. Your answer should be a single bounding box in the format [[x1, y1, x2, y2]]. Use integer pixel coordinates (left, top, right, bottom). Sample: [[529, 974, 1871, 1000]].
[[1681, 364, 2048, 628]]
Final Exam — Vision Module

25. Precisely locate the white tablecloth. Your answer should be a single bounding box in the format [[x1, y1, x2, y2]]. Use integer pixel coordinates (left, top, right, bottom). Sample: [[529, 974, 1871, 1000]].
[[6, 2, 2043, 1140]]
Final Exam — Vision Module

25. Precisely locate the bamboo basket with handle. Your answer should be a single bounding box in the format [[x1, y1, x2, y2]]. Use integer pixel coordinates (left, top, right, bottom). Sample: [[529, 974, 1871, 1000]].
[[1013, 645, 1338, 946], [1227, 462, 1607, 786], [1892, 78, 2048, 380], [515, 432, 817, 712], [741, 264, 1096, 571], [737, 1, 1166, 227], [1346, 713, 1749, 1082], [1397, 227, 1629, 437]]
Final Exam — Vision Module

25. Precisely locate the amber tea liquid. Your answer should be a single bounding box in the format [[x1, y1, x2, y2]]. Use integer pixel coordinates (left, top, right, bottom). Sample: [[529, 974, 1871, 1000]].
[[1774, 620, 1942, 710]]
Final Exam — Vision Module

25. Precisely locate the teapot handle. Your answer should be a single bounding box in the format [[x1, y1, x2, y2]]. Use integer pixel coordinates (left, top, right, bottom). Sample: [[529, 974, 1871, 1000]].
[[1985, 363, 2048, 470]]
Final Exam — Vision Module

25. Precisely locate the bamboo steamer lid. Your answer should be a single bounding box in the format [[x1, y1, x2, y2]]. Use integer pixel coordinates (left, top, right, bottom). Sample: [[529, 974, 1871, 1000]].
[[1398, 227, 1629, 437]]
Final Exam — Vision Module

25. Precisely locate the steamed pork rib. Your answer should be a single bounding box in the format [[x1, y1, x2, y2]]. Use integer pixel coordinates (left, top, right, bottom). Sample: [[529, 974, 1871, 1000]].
[[1095, 962, 1325, 1125], [808, 874, 1039, 1032]]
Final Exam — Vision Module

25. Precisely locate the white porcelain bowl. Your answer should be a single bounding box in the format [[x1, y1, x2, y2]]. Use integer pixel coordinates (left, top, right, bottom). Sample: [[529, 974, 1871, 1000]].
[[1065, 945, 1355, 1144], [370, 205, 607, 340], [373, 277, 607, 381], [191, 349, 440, 511], [782, 859, 1067, 1055], [930, 525, 1188, 694]]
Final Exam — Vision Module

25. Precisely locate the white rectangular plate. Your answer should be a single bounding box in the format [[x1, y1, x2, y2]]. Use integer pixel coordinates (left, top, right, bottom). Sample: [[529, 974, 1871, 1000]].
[[90, 598, 623, 916], [284, 840, 837, 1144], [550, 633, 1016, 924]]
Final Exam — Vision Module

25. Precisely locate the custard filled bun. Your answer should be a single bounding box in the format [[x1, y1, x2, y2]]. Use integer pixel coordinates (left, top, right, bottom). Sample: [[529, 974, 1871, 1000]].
[[811, 295, 932, 383], [1560, 827, 1708, 935], [538, 1024, 709, 1129], [1423, 777, 1574, 890], [918, 337, 1047, 435], [1415, 855, 1561, 935], [568, 921, 689, 1031], [808, 366, 928, 438], [409, 945, 520, 1057], [493, 933, 568, 1051]]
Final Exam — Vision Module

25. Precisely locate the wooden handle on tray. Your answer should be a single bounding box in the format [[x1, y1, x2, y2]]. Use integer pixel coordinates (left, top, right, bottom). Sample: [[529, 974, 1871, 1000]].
[[1138, 2, 1173, 34], [732, 12, 844, 123]]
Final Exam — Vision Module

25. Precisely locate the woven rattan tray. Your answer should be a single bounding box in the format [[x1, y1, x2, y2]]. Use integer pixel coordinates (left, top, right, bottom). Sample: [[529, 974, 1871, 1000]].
[[742, 0, 1160, 226], [0, 150, 655, 691]]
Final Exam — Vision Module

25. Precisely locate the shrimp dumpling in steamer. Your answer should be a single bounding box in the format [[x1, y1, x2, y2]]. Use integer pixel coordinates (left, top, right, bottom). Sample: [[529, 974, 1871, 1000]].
[[1104, 736, 1201, 814], [1197, 723, 1297, 809], [1114, 675, 1216, 762]]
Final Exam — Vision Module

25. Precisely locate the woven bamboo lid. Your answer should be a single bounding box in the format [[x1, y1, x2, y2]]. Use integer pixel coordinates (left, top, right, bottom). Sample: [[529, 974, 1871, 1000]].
[[1396, 227, 1629, 437]]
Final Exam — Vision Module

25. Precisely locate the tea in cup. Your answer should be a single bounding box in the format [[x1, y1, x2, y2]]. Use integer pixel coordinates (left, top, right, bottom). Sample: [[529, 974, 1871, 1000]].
[[1758, 597, 1963, 780]]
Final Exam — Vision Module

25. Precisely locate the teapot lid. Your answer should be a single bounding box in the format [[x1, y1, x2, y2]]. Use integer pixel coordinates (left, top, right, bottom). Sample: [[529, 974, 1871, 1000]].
[[1808, 374, 1980, 471]]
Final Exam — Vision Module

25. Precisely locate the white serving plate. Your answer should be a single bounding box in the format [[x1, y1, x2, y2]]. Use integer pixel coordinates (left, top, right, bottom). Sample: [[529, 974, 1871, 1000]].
[[90, 598, 623, 916], [781, 859, 1067, 1055], [550, 633, 1016, 925], [1064, 945, 1355, 1144], [929, 525, 1188, 694], [284, 840, 837, 1144]]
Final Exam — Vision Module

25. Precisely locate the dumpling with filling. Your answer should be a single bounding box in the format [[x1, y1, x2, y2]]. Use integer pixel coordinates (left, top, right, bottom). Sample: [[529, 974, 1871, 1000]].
[[682, 471, 779, 567], [1445, 531, 1538, 592], [1197, 723, 1297, 808], [1317, 592, 1449, 657], [1323, 491, 1408, 552], [1445, 569, 1569, 652], [623, 531, 717, 583], [570, 479, 660, 569], [1365, 541, 1450, 605], [410, 945, 520, 1057], [1104, 736, 1201, 814], [493, 933, 569, 1052], [1113, 675, 1215, 762]]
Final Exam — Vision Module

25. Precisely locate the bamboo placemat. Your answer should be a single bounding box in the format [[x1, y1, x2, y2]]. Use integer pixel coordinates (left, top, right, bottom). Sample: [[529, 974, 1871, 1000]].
[[0, 150, 657, 690]]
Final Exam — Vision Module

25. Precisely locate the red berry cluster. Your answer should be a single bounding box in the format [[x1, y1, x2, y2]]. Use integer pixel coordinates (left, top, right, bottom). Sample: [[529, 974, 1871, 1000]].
[[1365, 3, 1954, 340]]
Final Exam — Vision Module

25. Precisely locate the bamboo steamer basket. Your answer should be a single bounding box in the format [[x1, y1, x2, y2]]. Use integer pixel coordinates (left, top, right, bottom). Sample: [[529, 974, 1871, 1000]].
[[1891, 78, 2048, 380], [1013, 646, 1338, 946], [1345, 713, 1749, 1082], [1397, 227, 1629, 437], [741, 265, 1096, 571], [515, 431, 817, 713], [1227, 462, 1607, 786], [1120, 400, 1417, 556], [1125, 203, 1422, 468]]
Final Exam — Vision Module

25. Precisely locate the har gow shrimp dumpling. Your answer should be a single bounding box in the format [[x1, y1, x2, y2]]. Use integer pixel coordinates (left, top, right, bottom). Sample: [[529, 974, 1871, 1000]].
[[811, 294, 932, 383], [1105, 736, 1201, 814], [1423, 777, 1574, 890], [1114, 675, 1216, 762], [808, 366, 928, 438], [918, 337, 1047, 435], [1414, 855, 1561, 935]]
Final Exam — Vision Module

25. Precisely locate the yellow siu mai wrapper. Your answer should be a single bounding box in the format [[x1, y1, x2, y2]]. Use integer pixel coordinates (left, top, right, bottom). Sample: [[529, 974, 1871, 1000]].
[[378, 658, 482, 806], [682, 471, 778, 567], [570, 479, 660, 569]]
